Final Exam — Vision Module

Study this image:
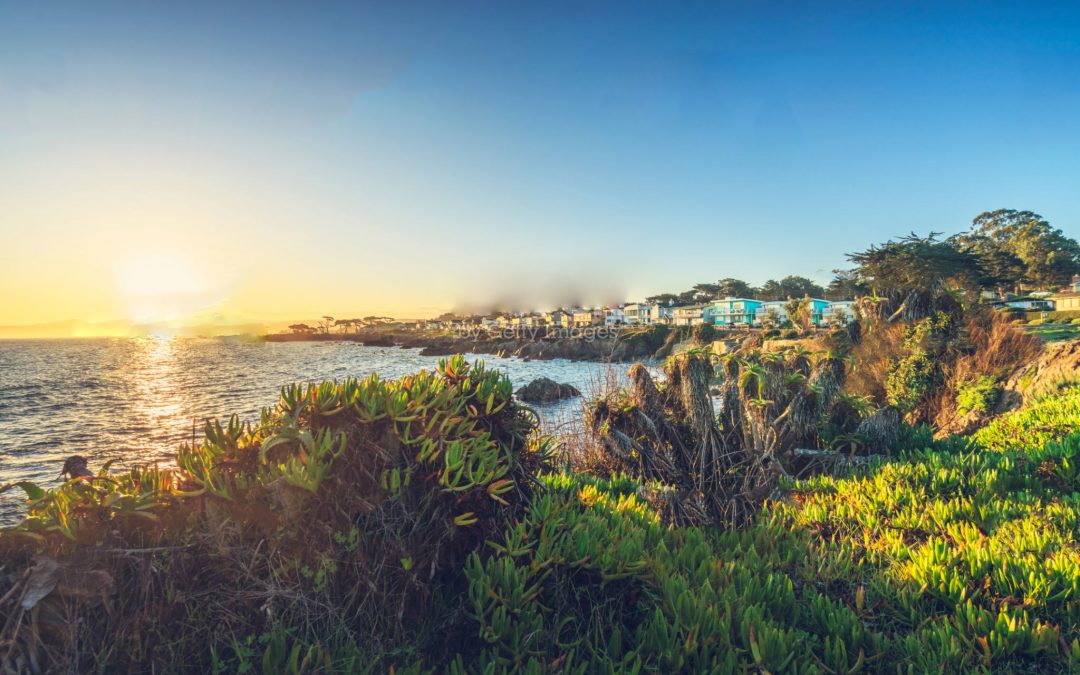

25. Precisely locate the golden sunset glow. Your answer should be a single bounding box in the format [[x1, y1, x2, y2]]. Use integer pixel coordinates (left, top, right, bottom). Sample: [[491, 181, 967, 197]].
[[116, 253, 210, 325]]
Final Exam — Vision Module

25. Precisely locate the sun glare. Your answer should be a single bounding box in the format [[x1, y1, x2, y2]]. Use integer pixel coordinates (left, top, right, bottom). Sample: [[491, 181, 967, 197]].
[[117, 253, 212, 325]]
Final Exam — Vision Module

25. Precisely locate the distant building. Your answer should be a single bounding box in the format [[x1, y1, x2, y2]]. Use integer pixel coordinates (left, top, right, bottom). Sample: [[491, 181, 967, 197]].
[[755, 301, 788, 326], [711, 298, 763, 326], [821, 301, 856, 324], [604, 307, 625, 326], [544, 310, 569, 328], [993, 297, 1054, 311], [1049, 276, 1080, 312], [673, 304, 706, 326], [753, 298, 836, 327], [570, 308, 602, 328], [623, 303, 652, 325], [649, 305, 674, 324]]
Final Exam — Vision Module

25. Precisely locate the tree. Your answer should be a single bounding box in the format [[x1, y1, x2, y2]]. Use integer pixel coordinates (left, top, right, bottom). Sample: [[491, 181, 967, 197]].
[[951, 209, 1080, 291], [717, 278, 755, 298], [363, 316, 395, 325], [755, 276, 825, 301], [825, 269, 868, 300], [757, 279, 784, 301], [849, 233, 980, 293], [784, 296, 814, 333], [847, 232, 981, 322], [288, 323, 315, 334], [645, 293, 686, 307], [318, 316, 335, 334], [692, 282, 722, 300], [336, 319, 364, 334], [778, 276, 826, 299]]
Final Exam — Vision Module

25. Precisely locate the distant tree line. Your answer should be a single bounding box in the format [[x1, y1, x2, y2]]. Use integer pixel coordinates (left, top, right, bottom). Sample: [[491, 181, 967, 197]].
[[645, 276, 837, 307], [645, 209, 1080, 307], [291, 210, 1079, 327], [289, 316, 396, 335]]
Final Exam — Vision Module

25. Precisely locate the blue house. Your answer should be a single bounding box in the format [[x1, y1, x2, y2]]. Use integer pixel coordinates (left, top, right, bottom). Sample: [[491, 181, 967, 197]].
[[708, 298, 764, 326], [807, 298, 831, 326], [755, 298, 834, 327]]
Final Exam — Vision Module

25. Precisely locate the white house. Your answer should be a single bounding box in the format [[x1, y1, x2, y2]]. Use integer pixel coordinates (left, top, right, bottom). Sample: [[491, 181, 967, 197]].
[[755, 301, 788, 326], [649, 305, 674, 325], [623, 303, 653, 325], [604, 307, 625, 326], [822, 301, 856, 325]]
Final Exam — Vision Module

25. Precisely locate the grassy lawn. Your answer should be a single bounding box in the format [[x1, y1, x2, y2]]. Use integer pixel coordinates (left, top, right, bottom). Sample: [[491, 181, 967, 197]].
[[1023, 323, 1080, 342]]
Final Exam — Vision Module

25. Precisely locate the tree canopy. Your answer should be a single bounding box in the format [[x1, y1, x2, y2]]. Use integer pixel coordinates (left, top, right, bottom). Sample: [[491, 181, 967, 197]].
[[951, 209, 1080, 291], [756, 276, 826, 301]]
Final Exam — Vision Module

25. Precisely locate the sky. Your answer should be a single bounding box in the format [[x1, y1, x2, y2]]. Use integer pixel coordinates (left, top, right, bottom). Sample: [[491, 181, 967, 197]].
[[1, 1, 1079, 336]]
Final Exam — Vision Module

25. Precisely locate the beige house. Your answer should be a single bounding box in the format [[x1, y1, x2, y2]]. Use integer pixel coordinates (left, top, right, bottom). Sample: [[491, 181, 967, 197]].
[[1051, 292, 1080, 312], [673, 305, 706, 326], [1050, 275, 1080, 312]]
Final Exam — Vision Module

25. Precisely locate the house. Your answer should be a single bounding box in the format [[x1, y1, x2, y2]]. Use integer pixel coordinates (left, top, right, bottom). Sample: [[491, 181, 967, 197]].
[[604, 307, 625, 326], [1050, 277, 1080, 312], [623, 303, 652, 325], [755, 301, 788, 326], [673, 304, 706, 326], [649, 305, 674, 324], [710, 298, 764, 326], [570, 308, 602, 328], [992, 297, 1054, 311], [1050, 293, 1080, 312], [822, 301, 856, 325], [545, 310, 570, 328], [753, 298, 834, 327], [806, 298, 832, 326]]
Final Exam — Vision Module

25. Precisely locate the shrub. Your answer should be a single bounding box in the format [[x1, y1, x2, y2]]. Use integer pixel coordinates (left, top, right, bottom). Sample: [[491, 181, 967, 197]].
[[886, 351, 936, 412], [692, 322, 716, 344], [971, 384, 1080, 452], [1029, 318, 1047, 326], [0, 356, 551, 672], [2, 363, 1078, 673], [955, 375, 1000, 415]]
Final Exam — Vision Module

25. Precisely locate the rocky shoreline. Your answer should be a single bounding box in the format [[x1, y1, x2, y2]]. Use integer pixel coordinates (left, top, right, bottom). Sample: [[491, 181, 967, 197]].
[[264, 325, 694, 362]]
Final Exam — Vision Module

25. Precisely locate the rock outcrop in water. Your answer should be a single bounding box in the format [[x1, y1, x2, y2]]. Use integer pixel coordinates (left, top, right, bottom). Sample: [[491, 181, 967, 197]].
[[515, 377, 581, 403]]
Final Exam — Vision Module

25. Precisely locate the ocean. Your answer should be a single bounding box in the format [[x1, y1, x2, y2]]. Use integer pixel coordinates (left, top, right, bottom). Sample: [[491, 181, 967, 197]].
[[0, 337, 624, 523]]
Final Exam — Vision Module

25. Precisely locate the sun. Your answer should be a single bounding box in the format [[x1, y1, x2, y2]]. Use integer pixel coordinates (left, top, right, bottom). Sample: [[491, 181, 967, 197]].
[[116, 253, 211, 325]]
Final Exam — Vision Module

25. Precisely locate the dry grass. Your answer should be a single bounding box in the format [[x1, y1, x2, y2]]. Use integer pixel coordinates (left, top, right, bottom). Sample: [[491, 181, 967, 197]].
[[930, 312, 1043, 429], [846, 322, 906, 403]]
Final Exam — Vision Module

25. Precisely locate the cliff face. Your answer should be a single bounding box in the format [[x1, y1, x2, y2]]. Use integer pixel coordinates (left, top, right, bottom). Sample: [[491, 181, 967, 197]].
[[267, 328, 668, 362], [1001, 338, 1080, 405], [931, 337, 1080, 438]]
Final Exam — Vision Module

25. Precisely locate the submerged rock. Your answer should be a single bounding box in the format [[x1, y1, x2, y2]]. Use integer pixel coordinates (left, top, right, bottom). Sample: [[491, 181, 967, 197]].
[[515, 377, 581, 403]]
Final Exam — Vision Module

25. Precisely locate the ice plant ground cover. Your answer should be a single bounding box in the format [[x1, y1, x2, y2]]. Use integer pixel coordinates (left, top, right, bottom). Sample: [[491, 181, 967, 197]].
[[0, 359, 1076, 673]]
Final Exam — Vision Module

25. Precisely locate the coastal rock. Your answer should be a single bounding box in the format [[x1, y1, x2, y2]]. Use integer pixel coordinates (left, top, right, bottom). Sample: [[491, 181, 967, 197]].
[[515, 377, 581, 403], [361, 335, 397, 347], [418, 344, 457, 356]]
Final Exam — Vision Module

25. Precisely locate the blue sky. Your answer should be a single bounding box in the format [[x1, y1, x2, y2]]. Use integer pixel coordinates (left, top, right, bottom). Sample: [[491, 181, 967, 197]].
[[1, 1, 1079, 327]]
